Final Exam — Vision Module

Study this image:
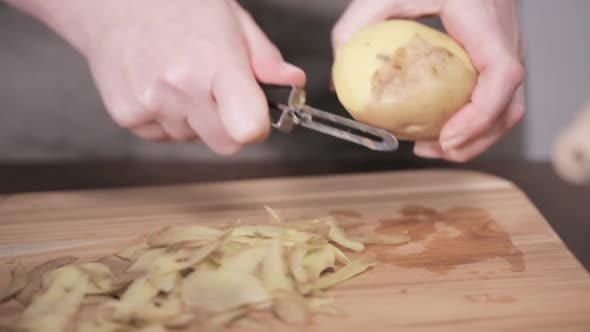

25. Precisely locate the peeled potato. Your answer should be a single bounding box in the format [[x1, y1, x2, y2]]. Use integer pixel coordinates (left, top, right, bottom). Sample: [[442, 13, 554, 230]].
[[332, 19, 478, 140]]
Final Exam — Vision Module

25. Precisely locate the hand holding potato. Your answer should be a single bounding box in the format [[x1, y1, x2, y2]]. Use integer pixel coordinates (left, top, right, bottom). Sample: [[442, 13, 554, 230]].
[[332, 0, 525, 162], [7, 0, 306, 155]]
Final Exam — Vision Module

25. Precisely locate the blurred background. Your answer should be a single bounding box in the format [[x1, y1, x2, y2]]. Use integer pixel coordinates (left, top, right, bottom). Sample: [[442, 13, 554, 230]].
[[0, 0, 589, 164]]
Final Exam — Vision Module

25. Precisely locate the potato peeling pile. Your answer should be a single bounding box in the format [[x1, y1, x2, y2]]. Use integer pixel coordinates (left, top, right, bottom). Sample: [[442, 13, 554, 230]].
[[0, 207, 410, 332]]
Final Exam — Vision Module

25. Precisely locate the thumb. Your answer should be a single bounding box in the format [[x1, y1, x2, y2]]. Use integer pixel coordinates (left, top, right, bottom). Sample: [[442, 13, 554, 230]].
[[230, 1, 306, 87], [212, 62, 271, 145], [332, 0, 442, 51]]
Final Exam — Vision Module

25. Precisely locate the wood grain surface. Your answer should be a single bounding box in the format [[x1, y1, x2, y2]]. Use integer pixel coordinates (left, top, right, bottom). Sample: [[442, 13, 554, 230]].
[[0, 169, 589, 331]]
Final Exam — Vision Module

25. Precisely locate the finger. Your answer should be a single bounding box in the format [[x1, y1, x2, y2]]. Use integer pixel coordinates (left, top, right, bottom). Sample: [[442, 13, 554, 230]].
[[439, 58, 523, 151], [132, 122, 170, 142], [413, 141, 444, 159], [443, 120, 504, 162], [158, 119, 197, 142], [151, 63, 242, 153], [436, 3, 524, 152], [230, 0, 306, 87], [503, 83, 526, 131], [442, 83, 525, 162], [414, 82, 524, 160], [212, 62, 271, 144], [186, 93, 241, 155], [143, 80, 199, 141], [88, 61, 156, 130], [331, 0, 441, 51]]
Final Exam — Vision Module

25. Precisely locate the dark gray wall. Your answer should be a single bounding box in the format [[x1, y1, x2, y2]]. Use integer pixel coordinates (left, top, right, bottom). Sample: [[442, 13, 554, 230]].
[[521, 0, 590, 160]]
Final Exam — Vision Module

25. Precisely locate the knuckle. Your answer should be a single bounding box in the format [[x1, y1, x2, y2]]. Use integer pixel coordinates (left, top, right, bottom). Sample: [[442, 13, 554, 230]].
[[161, 65, 192, 90], [214, 143, 241, 156], [132, 129, 167, 143], [507, 102, 526, 128], [138, 94, 163, 120], [109, 106, 143, 129], [175, 132, 197, 142], [145, 135, 169, 143], [503, 60, 525, 85], [137, 82, 169, 120], [513, 102, 526, 119]]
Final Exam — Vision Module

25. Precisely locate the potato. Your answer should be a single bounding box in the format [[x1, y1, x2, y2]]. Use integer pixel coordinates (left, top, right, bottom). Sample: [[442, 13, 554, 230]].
[[332, 19, 478, 140]]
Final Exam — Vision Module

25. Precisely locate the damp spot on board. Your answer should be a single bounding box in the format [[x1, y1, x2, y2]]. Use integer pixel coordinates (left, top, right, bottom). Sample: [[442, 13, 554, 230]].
[[464, 293, 516, 304], [367, 205, 525, 275]]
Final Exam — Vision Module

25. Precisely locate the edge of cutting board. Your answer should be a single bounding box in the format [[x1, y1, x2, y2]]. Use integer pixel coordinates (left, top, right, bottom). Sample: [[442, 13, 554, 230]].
[[0, 168, 520, 197]]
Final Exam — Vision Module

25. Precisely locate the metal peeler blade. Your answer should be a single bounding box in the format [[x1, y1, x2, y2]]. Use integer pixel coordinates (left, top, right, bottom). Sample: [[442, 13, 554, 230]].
[[266, 85, 399, 152]]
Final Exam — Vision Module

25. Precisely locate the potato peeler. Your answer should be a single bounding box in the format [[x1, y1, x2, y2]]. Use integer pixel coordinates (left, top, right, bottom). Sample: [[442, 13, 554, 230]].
[[263, 84, 399, 152]]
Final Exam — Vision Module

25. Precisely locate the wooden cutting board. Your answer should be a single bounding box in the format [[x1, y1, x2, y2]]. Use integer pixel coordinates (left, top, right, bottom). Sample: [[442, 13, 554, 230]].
[[0, 169, 589, 331]]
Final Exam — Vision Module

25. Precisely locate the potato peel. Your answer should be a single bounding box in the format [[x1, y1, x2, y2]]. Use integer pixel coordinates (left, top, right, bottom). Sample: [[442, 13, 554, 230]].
[[150, 272, 178, 294], [128, 240, 220, 278], [181, 270, 271, 312], [307, 297, 346, 317], [16, 256, 78, 306], [96, 256, 131, 277], [2, 206, 413, 332], [163, 313, 197, 329], [115, 242, 149, 261], [0, 265, 28, 304], [127, 248, 167, 273], [261, 237, 293, 292], [272, 290, 309, 326], [138, 324, 167, 332], [77, 262, 117, 295], [77, 319, 124, 332], [219, 246, 267, 275], [288, 244, 309, 284], [19, 266, 88, 332], [264, 206, 283, 224], [303, 255, 377, 293], [108, 276, 159, 323], [131, 296, 184, 323], [328, 244, 351, 264], [147, 226, 222, 247], [303, 245, 336, 281], [327, 222, 365, 252]]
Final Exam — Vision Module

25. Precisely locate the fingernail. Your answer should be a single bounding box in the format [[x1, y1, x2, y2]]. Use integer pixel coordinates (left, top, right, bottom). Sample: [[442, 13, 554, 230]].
[[442, 134, 469, 151], [230, 119, 267, 144], [282, 63, 306, 87], [414, 145, 442, 159], [283, 62, 302, 75], [214, 142, 242, 156]]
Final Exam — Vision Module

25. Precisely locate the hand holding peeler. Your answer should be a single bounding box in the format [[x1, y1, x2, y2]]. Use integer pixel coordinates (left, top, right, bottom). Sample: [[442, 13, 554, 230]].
[[263, 85, 399, 152]]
